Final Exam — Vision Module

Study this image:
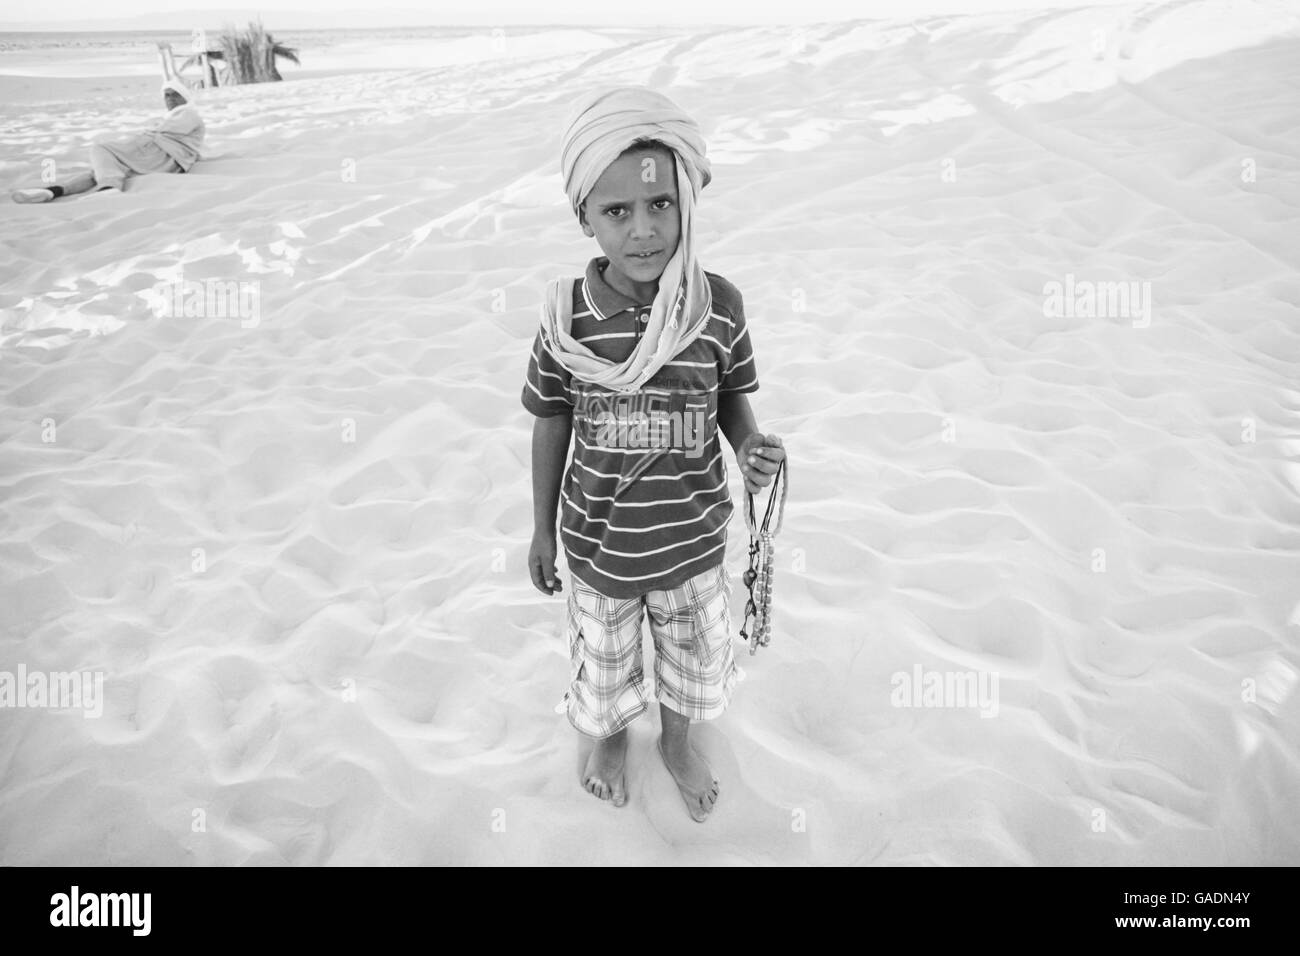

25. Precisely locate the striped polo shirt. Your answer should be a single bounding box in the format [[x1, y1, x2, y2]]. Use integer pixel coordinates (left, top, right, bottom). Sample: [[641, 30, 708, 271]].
[[522, 255, 760, 599]]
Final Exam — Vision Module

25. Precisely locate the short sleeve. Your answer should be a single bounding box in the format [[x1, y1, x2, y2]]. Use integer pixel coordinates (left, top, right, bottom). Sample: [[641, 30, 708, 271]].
[[521, 329, 574, 417], [719, 290, 759, 394]]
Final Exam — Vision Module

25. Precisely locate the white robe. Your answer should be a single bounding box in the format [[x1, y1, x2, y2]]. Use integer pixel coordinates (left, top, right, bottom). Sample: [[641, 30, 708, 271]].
[[89, 105, 206, 188]]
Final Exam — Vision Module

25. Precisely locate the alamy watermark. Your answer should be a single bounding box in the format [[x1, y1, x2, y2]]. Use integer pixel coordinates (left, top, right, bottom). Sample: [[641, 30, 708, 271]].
[[1043, 273, 1151, 327], [50, 886, 150, 936], [585, 391, 708, 459], [1, 665, 104, 718], [145, 277, 261, 328], [890, 664, 999, 718]]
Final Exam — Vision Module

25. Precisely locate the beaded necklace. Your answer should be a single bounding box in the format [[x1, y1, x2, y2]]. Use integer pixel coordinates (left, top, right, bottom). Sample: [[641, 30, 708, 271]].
[[739, 455, 788, 654]]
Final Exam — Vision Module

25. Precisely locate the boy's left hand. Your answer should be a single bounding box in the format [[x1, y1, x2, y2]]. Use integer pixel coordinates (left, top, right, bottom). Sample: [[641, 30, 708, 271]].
[[738, 433, 786, 495]]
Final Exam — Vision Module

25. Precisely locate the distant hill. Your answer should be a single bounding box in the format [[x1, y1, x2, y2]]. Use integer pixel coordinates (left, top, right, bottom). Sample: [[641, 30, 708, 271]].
[[0, 8, 596, 32], [0, 0, 1142, 33]]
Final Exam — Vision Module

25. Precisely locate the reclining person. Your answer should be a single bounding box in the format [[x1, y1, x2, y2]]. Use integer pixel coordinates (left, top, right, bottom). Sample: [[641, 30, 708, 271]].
[[12, 79, 205, 203]]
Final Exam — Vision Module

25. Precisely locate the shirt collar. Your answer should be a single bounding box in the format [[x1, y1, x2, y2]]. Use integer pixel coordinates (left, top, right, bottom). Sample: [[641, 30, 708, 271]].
[[582, 256, 654, 322]]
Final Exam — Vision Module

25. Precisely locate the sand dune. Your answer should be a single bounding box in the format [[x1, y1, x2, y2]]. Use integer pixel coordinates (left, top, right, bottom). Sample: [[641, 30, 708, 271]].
[[1, 0, 1299, 864]]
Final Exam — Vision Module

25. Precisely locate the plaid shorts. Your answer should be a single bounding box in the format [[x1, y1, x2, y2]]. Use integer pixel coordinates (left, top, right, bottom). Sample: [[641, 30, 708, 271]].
[[560, 562, 741, 738]]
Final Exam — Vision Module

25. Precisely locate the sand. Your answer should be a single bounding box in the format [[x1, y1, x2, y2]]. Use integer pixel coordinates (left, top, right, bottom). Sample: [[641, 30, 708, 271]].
[[2, 0, 1299, 865]]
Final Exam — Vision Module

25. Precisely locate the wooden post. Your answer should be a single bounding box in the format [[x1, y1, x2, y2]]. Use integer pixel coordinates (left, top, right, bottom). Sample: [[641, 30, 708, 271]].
[[156, 42, 176, 83]]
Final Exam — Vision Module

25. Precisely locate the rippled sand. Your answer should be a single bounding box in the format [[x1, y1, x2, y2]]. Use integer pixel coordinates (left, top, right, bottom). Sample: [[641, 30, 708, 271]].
[[1, 1, 1298, 864]]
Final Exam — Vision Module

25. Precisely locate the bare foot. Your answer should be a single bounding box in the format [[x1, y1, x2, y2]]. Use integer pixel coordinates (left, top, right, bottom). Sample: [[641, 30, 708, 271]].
[[580, 727, 628, 806], [657, 735, 719, 822], [12, 188, 55, 204]]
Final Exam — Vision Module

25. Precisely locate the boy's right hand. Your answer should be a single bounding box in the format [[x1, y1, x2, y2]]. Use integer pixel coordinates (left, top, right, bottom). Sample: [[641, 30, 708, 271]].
[[528, 530, 563, 596]]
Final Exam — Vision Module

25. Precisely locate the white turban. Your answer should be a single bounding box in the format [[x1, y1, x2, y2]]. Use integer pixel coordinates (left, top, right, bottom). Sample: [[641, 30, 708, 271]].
[[560, 86, 712, 220], [538, 86, 714, 393], [161, 78, 192, 102]]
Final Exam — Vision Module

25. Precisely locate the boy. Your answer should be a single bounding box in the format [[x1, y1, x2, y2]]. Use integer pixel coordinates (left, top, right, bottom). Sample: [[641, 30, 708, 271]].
[[521, 87, 785, 822]]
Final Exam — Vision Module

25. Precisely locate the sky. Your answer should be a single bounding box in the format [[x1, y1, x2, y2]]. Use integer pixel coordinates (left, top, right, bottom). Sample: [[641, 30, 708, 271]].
[[1, 0, 1141, 30]]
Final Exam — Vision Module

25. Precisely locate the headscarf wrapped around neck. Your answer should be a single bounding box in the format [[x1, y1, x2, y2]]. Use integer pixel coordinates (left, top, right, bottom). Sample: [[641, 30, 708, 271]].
[[538, 86, 713, 394]]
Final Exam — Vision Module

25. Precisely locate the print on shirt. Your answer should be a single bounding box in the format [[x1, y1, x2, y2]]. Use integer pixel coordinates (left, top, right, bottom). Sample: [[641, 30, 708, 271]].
[[575, 378, 717, 499]]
